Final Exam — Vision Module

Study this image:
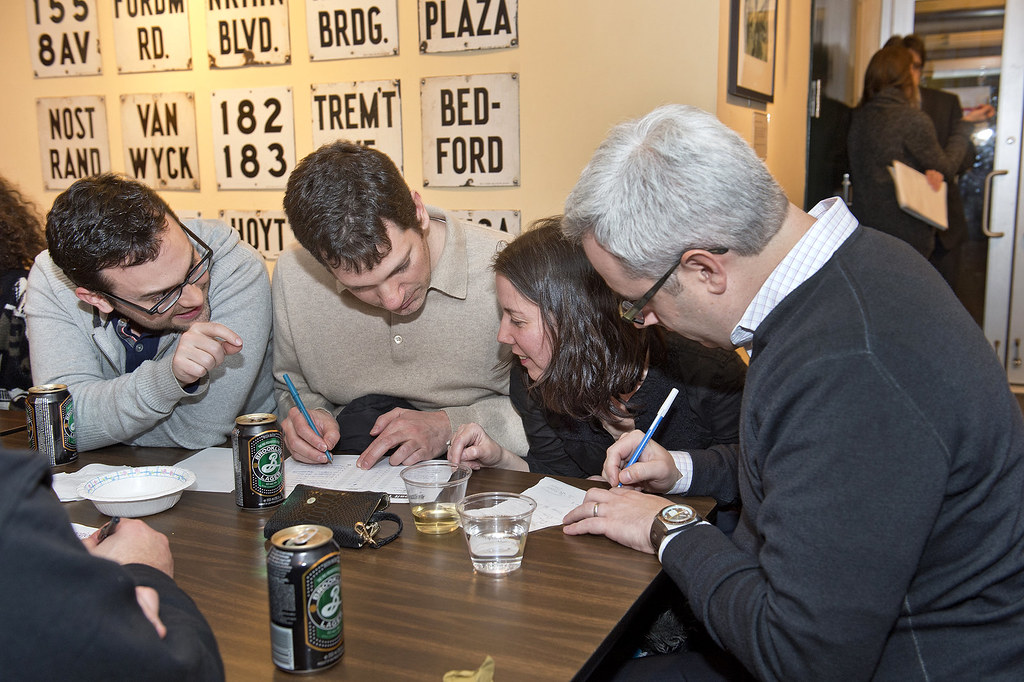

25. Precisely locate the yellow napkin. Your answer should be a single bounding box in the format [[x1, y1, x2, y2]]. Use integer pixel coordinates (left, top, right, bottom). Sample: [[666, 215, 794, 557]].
[[443, 655, 495, 682]]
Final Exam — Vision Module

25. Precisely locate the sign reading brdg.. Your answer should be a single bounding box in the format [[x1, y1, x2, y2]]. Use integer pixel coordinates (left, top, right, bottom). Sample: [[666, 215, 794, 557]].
[[212, 86, 296, 190], [312, 79, 403, 172], [307, 0, 399, 61], [37, 95, 111, 191], [420, 73, 520, 188], [26, 0, 102, 77]]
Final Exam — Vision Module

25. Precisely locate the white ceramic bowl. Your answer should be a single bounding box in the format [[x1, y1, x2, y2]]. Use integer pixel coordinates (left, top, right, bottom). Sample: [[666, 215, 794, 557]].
[[77, 466, 196, 518]]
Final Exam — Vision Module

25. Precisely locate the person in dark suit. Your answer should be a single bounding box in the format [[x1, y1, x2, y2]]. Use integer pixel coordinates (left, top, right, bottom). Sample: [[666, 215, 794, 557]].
[[885, 34, 994, 295]]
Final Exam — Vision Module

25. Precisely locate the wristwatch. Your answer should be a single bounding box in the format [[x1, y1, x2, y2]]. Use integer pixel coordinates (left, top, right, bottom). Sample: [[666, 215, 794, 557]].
[[649, 503, 702, 552]]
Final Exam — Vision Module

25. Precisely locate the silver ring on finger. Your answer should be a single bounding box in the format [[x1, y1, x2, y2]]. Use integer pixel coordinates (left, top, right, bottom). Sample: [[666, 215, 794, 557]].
[[593, 502, 600, 518]]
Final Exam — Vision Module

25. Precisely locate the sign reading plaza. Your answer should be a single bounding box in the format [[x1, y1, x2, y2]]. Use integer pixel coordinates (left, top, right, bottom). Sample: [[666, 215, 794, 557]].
[[417, 0, 517, 53], [420, 73, 520, 187], [311, 80, 403, 171], [26, 0, 102, 77]]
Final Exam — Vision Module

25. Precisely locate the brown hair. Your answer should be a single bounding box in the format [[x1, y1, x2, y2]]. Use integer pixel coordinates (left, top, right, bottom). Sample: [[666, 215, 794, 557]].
[[860, 45, 918, 107], [0, 176, 46, 271]]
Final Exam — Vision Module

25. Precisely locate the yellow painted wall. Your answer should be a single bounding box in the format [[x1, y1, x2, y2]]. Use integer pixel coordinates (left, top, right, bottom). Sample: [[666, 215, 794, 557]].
[[0, 1, 809, 230]]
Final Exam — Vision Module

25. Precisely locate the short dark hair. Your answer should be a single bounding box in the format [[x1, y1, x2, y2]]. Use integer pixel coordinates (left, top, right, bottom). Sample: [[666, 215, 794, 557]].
[[493, 216, 649, 424], [885, 34, 927, 65], [860, 45, 917, 107], [0, 175, 46, 271], [283, 141, 418, 272], [45, 174, 174, 292]]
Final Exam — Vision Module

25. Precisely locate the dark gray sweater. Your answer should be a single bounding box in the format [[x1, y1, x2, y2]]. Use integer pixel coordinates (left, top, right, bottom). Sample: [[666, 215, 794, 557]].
[[665, 226, 1024, 679]]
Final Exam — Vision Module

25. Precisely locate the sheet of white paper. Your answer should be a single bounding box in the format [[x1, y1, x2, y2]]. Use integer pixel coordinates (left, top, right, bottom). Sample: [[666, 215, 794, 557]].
[[52, 464, 129, 502], [71, 522, 98, 539], [518, 477, 588, 532], [174, 447, 235, 492], [284, 455, 409, 502]]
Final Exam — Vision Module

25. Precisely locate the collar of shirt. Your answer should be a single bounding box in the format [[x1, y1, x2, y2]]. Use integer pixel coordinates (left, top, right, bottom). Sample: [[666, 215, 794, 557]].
[[729, 197, 859, 352]]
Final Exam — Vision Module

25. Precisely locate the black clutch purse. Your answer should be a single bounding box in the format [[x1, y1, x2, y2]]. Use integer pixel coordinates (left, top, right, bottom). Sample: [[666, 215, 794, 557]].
[[263, 484, 403, 548]]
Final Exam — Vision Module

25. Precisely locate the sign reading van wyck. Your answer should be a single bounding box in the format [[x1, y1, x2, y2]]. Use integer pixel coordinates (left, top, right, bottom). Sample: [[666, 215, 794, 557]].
[[420, 73, 519, 187], [37, 96, 110, 190], [417, 0, 517, 53], [122, 92, 200, 190], [207, 0, 290, 68], [306, 0, 399, 61], [211, 86, 296, 190], [113, 0, 192, 73], [25, 0, 102, 77], [312, 80, 403, 171]]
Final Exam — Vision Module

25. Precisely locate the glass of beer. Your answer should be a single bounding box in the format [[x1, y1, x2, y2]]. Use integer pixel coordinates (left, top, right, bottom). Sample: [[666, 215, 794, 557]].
[[400, 460, 472, 534]]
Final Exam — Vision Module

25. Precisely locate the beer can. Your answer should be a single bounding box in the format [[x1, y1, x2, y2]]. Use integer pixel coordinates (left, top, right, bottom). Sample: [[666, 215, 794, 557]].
[[267, 525, 344, 672], [26, 384, 77, 466], [232, 413, 284, 509]]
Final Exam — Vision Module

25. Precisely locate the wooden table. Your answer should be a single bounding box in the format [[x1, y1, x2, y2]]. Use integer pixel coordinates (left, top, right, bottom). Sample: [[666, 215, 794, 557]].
[[0, 432, 713, 681], [0, 408, 27, 437]]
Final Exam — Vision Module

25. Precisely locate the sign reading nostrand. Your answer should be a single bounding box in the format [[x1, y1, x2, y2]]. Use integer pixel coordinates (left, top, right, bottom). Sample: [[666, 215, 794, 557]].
[[420, 73, 519, 187], [312, 80, 403, 171], [122, 92, 200, 190], [26, 0, 102, 77], [112, 0, 192, 73], [206, 0, 291, 68], [37, 96, 110, 190], [211, 86, 296, 190], [450, 209, 520, 235], [417, 0, 517, 53], [306, 0, 399, 61], [222, 209, 296, 261]]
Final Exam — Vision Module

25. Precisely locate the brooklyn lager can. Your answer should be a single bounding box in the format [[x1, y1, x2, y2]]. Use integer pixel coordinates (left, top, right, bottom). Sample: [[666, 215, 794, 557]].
[[267, 525, 344, 672], [232, 413, 284, 509], [26, 384, 77, 466]]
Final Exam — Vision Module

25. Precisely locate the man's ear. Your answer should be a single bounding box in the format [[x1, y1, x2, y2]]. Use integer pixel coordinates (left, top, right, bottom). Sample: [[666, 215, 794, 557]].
[[410, 191, 430, 230], [75, 287, 114, 314], [681, 250, 728, 295]]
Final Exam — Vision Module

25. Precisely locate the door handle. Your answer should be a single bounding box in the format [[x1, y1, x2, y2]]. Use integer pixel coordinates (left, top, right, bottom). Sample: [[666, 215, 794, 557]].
[[982, 170, 1008, 237]]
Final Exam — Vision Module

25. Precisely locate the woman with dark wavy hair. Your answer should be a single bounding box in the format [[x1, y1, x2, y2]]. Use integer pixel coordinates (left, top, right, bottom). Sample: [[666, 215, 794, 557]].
[[448, 217, 745, 479], [1, 176, 47, 408]]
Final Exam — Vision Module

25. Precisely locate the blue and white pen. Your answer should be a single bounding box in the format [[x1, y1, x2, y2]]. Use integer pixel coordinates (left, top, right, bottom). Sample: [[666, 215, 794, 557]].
[[283, 373, 333, 463], [618, 387, 679, 487]]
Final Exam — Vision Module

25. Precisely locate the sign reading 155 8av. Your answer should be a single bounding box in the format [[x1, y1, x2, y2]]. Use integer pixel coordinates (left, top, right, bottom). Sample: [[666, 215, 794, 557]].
[[207, 0, 290, 68], [307, 0, 399, 61], [211, 87, 295, 190], [26, 0, 102, 77], [121, 92, 199, 190], [420, 73, 519, 187], [37, 95, 110, 190], [112, 0, 192, 73], [312, 80, 403, 172]]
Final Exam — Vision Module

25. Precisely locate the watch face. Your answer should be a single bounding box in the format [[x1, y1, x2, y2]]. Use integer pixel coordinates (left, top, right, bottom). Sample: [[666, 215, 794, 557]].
[[660, 505, 696, 525]]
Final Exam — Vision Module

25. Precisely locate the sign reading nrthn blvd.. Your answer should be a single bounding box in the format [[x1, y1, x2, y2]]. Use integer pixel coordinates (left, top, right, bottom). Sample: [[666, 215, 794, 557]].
[[122, 92, 200, 190], [206, 0, 290, 68], [37, 95, 111, 190], [312, 80, 403, 171], [420, 73, 520, 188]]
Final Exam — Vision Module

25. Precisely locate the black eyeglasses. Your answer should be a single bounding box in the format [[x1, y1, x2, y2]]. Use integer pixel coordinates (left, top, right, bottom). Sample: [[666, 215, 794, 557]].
[[101, 220, 213, 316], [618, 247, 728, 325]]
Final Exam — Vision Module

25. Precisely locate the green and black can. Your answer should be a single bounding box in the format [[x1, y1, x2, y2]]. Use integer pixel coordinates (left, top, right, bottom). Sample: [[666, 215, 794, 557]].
[[267, 525, 344, 672], [26, 384, 77, 466], [232, 413, 284, 509]]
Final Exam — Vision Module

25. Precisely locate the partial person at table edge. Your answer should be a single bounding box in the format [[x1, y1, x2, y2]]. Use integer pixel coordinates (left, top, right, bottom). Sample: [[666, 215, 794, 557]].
[[448, 216, 744, 496], [273, 141, 528, 468], [0, 445, 224, 679], [561, 104, 1024, 680], [25, 174, 275, 451]]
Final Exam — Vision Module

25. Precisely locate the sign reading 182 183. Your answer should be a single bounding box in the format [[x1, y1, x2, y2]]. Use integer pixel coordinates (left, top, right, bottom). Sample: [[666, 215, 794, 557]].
[[211, 86, 296, 190], [25, 0, 102, 77]]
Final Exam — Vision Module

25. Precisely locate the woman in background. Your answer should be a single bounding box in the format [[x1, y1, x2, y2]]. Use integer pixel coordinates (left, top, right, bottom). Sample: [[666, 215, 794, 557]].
[[448, 217, 744, 490], [848, 45, 970, 257], [0, 176, 47, 409]]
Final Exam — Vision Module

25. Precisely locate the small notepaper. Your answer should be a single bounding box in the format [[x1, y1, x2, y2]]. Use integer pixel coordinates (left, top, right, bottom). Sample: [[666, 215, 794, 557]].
[[889, 160, 948, 230], [518, 477, 588, 532], [283, 455, 409, 502]]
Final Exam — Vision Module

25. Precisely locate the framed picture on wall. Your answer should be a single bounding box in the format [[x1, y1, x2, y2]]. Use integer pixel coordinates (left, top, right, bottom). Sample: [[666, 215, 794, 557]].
[[728, 0, 778, 103]]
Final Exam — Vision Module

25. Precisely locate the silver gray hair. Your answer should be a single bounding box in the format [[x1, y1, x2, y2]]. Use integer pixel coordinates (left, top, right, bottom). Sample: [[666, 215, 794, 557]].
[[562, 104, 789, 277]]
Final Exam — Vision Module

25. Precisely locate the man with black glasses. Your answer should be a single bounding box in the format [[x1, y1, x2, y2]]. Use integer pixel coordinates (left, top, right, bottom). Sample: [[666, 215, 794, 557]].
[[25, 174, 274, 451]]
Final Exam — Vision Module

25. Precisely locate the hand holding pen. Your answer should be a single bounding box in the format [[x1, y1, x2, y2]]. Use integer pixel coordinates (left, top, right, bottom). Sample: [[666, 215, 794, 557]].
[[608, 388, 681, 489], [282, 373, 335, 463]]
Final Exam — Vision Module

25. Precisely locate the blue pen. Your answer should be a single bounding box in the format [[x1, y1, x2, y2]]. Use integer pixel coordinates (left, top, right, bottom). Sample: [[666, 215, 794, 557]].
[[283, 373, 333, 463], [619, 387, 679, 487]]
